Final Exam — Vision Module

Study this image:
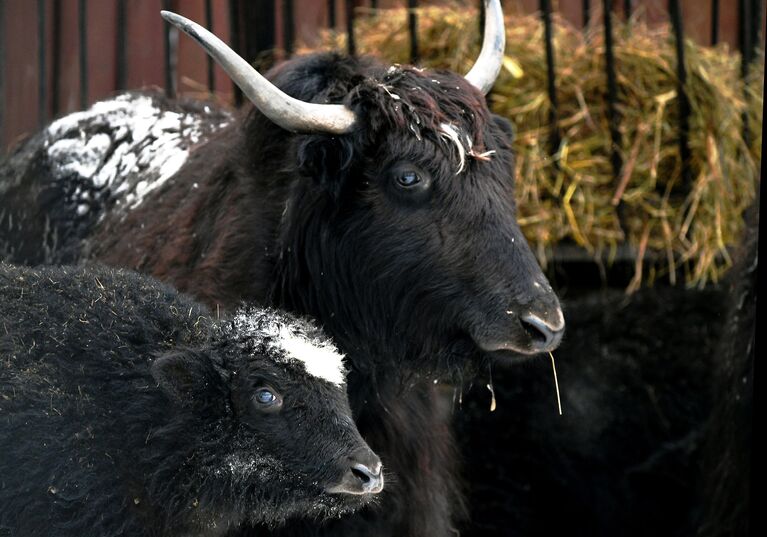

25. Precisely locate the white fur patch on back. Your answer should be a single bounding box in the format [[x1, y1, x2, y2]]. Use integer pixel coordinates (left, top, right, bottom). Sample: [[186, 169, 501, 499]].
[[44, 93, 230, 217], [230, 309, 347, 387]]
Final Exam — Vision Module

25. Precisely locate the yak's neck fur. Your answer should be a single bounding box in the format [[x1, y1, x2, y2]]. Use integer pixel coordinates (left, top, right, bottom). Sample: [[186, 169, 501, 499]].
[[90, 52, 495, 535]]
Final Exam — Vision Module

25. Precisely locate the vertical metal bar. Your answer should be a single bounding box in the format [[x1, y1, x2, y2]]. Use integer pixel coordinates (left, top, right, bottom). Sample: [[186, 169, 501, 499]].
[[328, 0, 336, 28], [583, 0, 590, 28], [408, 0, 419, 64], [242, 1, 275, 72], [205, 0, 214, 92], [603, 0, 623, 191], [738, 0, 753, 146], [0, 0, 5, 149], [115, 0, 127, 91], [79, 0, 88, 108], [346, 0, 356, 56], [624, 0, 632, 20], [162, 0, 176, 99], [711, 0, 719, 45], [283, 0, 295, 56], [749, 0, 762, 61], [540, 0, 560, 159], [479, 0, 485, 42], [229, 0, 243, 106], [52, 0, 61, 116], [371, 0, 378, 8], [669, 0, 692, 189], [38, 0, 47, 127]]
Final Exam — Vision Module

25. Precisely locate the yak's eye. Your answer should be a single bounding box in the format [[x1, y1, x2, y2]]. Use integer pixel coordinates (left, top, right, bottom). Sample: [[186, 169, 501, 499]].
[[252, 387, 282, 410], [396, 171, 421, 188]]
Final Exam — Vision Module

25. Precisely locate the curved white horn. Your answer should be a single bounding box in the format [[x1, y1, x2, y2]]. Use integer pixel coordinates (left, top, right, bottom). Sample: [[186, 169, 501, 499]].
[[464, 0, 506, 95], [160, 11, 357, 134]]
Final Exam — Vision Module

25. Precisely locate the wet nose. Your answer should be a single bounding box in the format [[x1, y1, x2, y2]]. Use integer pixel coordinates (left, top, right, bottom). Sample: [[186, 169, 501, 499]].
[[520, 310, 564, 351], [326, 449, 384, 495]]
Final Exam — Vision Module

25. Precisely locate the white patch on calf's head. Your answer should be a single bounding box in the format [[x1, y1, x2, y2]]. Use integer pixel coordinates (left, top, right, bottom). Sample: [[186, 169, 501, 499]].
[[229, 309, 347, 387], [274, 325, 346, 387]]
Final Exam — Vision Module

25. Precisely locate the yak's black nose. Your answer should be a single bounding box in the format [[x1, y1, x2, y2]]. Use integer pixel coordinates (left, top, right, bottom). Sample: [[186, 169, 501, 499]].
[[326, 449, 384, 495], [520, 311, 564, 351]]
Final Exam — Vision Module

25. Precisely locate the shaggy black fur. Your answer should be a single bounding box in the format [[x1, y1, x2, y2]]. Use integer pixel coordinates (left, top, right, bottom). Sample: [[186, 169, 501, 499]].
[[696, 200, 757, 537], [0, 263, 382, 537], [0, 53, 565, 536], [456, 284, 725, 537], [455, 208, 758, 537]]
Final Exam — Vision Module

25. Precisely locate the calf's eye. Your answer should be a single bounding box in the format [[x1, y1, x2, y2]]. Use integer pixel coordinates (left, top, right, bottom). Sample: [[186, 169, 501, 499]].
[[252, 387, 282, 411], [255, 389, 275, 404]]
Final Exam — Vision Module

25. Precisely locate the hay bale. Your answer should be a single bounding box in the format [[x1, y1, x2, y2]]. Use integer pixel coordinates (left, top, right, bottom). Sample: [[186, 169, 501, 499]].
[[301, 6, 762, 289]]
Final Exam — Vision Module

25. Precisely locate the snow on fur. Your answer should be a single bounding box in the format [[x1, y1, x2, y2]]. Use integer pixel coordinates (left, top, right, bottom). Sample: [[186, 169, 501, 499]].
[[45, 93, 231, 214], [229, 308, 347, 386]]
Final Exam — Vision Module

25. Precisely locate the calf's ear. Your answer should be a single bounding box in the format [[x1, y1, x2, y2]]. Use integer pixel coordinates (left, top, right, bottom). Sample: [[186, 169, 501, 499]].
[[151, 349, 220, 406]]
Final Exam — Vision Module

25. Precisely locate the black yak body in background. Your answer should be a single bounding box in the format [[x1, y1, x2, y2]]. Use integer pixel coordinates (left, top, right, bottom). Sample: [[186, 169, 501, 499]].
[[0, 49, 564, 536], [457, 203, 758, 537], [0, 263, 383, 537]]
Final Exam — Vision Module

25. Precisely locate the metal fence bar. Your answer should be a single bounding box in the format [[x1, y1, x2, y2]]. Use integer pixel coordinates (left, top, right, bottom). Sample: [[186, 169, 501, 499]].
[[52, 0, 61, 116], [162, 0, 176, 99], [283, 0, 295, 56], [738, 0, 753, 147], [115, 0, 126, 90], [205, 0, 214, 92], [408, 0, 419, 64], [602, 0, 622, 190], [346, 0, 356, 56], [624, 0, 632, 19], [669, 0, 692, 189], [79, 0, 87, 108], [749, 0, 762, 61], [0, 0, 5, 148], [479, 0, 485, 41], [711, 0, 719, 45], [582, 0, 590, 28], [229, 0, 243, 106], [328, 0, 336, 28], [38, 0, 47, 127], [540, 0, 560, 159], [371, 0, 378, 8]]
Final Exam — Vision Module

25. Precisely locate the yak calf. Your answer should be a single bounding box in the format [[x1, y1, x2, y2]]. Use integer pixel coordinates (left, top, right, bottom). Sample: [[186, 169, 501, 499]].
[[0, 263, 382, 537]]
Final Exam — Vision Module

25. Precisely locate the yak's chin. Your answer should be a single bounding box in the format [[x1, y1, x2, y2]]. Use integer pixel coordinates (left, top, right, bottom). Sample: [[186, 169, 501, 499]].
[[472, 337, 547, 365], [481, 346, 542, 366]]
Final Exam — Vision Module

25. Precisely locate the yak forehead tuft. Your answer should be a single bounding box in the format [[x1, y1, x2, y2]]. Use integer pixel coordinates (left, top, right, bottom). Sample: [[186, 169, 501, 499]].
[[230, 309, 347, 387], [358, 66, 494, 173]]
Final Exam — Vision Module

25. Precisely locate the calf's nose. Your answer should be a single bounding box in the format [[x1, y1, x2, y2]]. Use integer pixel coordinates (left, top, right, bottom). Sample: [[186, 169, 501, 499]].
[[326, 449, 384, 495]]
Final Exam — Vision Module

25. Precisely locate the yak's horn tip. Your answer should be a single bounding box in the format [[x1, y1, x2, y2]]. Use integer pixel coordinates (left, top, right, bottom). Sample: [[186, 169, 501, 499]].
[[160, 10, 184, 25]]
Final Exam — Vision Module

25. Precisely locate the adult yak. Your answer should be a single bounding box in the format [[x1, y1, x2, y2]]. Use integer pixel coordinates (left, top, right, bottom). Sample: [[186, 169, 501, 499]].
[[0, 2, 564, 535]]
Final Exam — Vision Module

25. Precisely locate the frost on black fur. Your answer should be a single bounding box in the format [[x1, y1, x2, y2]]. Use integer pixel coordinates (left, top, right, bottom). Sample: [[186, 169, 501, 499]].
[[0, 263, 381, 537]]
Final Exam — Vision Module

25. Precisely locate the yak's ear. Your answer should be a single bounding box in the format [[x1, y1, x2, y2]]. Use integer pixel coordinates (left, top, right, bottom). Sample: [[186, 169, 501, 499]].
[[491, 113, 515, 144], [296, 135, 356, 200], [151, 350, 219, 405]]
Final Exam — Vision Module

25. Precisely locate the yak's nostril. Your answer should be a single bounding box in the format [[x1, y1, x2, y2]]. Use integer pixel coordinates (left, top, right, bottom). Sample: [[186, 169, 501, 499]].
[[520, 313, 564, 350]]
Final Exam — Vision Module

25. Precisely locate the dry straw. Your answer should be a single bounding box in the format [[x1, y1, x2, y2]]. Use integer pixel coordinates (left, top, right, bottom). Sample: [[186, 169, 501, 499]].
[[302, 5, 763, 289]]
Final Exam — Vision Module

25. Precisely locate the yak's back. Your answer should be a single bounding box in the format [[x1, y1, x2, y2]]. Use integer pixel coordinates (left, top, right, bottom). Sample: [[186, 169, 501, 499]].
[[0, 92, 232, 265]]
